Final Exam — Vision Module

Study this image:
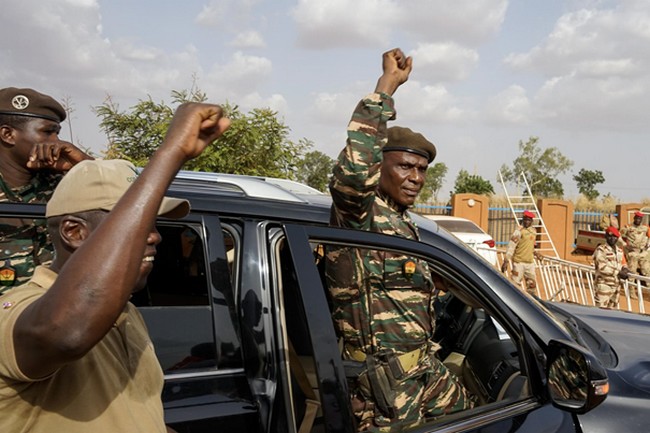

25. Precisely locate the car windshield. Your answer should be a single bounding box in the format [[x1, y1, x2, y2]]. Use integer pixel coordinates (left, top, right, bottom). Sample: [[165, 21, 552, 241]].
[[434, 219, 485, 234]]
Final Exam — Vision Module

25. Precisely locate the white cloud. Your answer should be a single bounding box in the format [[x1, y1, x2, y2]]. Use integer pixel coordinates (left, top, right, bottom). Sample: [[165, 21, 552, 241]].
[[409, 42, 479, 83], [484, 85, 531, 125], [503, 2, 650, 132], [195, 0, 263, 30], [291, 0, 401, 48], [291, 0, 507, 49], [230, 31, 266, 48]]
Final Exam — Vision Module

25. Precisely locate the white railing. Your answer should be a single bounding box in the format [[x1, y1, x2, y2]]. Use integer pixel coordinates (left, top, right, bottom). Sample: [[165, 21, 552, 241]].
[[496, 250, 649, 314]]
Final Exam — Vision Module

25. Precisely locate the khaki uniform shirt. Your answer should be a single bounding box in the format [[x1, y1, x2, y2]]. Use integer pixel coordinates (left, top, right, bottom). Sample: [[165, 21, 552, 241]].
[[505, 226, 536, 264], [621, 223, 650, 252], [0, 267, 166, 433]]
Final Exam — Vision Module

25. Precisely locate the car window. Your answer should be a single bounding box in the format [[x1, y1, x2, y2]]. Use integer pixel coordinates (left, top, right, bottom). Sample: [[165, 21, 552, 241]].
[[133, 222, 241, 373], [434, 219, 485, 234]]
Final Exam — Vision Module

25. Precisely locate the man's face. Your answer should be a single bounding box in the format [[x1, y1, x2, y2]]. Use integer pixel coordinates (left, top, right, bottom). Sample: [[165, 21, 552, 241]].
[[634, 215, 642, 226], [379, 151, 428, 208], [7, 118, 61, 165], [522, 216, 533, 228], [605, 232, 619, 247], [84, 211, 162, 293]]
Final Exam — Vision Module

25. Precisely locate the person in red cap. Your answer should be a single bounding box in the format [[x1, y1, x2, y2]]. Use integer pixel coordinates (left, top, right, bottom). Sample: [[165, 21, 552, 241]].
[[592, 226, 629, 308], [501, 210, 539, 295], [0, 87, 93, 291], [620, 211, 650, 277]]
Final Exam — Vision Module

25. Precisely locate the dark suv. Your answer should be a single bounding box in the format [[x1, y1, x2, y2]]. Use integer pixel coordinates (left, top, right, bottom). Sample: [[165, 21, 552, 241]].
[[2, 171, 650, 433]]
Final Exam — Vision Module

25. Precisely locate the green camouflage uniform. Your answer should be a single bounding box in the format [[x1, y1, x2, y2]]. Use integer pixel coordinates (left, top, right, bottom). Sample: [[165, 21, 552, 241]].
[[327, 92, 473, 432], [0, 172, 58, 293], [592, 243, 626, 308], [620, 223, 650, 276]]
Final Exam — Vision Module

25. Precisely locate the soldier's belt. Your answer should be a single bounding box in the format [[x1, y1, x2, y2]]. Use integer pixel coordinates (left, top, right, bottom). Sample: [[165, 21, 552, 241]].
[[347, 346, 425, 374]]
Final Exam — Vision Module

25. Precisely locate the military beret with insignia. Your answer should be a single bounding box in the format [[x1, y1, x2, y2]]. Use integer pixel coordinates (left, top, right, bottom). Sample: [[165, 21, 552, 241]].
[[0, 87, 66, 123], [384, 126, 437, 163]]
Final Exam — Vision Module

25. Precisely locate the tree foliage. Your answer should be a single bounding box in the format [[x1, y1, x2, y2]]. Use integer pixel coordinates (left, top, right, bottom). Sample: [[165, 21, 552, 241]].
[[94, 86, 309, 178], [417, 162, 448, 203], [573, 168, 605, 201], [499, 136, 573, 198], [294, 149, 335, 192], [452, 169, 495, 195]]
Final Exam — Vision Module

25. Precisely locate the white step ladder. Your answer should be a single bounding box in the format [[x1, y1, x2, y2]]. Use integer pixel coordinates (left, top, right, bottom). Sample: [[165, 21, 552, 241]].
[[498, 170, 559, 258]]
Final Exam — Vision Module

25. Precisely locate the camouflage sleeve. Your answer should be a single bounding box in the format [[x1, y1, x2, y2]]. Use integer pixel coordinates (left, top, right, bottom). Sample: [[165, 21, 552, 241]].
[[329, 92, 396, 229], [592, 247, 616, 277], [505, 228, 521, 261]]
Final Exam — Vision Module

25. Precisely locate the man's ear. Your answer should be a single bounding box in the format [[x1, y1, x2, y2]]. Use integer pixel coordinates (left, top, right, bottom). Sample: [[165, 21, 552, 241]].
[[58, 215, 91, 251], [0, 125, 17, 146]]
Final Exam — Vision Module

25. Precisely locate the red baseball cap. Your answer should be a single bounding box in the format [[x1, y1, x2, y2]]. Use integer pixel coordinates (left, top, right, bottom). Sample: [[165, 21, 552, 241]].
[[605, 226, 621, 237], [634, 211, 643, 218], [522, 210, 535, 219]]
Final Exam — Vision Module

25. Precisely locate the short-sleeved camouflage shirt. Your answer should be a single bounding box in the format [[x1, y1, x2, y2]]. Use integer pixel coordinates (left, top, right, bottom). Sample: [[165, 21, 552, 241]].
[[0, 172, 59, 292], [327, 93, 435, 356]]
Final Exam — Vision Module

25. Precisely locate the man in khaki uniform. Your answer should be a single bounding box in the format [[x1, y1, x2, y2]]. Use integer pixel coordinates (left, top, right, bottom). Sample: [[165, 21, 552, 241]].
[[501, 210, 538, 295], [0, 102, 230, 432], [592, 226, 629, 308], [620, 211, 650, 276]]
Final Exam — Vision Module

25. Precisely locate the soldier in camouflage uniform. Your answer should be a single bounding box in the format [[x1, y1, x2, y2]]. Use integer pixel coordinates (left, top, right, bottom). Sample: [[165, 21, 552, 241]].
[[0, 87, 92, 291], [326, 48, 473, 432], [592, 226, 629, 308], [501, 210, 539, 296], [620, 211, 650, 276]]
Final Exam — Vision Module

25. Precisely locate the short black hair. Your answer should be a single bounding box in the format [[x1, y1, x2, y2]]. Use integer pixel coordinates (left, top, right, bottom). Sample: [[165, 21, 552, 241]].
[[0, 113, 32, 129]]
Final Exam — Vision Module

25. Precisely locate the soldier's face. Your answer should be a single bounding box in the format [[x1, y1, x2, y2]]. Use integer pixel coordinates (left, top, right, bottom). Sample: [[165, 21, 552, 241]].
[[522, 216, 533, 228], [605, 233, 618, 247], [8, 118, 62, 166], [634, 216, 642, 225], [379, 151, 428, 207]]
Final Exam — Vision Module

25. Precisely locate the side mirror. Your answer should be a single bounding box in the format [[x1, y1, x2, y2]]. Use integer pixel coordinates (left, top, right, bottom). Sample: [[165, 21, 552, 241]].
[[546, 340, 609, 414]]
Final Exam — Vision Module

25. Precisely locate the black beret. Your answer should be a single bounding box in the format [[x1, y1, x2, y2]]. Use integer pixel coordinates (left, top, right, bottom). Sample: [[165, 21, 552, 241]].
[[0, 87, 66, 123], [384, 126, 436, 163]]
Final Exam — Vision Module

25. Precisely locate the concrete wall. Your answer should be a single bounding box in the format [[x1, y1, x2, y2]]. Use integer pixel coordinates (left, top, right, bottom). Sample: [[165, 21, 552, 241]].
[[617, 203, 645, 227], [447, 195, 644, 260], [450, 193, 489, 232], [537, 199, 574, 260]]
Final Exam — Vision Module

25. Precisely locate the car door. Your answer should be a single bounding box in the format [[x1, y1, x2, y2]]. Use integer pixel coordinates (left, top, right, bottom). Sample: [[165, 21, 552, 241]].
[[132, 213, 261, 432], [280, 223, 579, 433]]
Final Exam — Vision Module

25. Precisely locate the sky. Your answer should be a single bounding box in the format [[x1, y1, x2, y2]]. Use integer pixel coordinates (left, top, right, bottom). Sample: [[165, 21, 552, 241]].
[[2, 0, 649, 202]]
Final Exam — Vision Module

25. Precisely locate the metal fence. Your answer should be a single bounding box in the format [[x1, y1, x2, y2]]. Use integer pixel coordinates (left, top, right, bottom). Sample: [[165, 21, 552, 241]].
[[497, 249, 649, 315]]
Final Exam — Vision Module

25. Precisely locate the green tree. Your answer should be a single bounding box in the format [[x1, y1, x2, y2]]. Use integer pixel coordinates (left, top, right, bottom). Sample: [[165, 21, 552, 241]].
[[452, 169, 495, 195], [573, 169, 605, 201], [417, 162, 448, 203], [94, 86, 309, 178], [295, 149, 335, 192], [499, 136, 573, 198]]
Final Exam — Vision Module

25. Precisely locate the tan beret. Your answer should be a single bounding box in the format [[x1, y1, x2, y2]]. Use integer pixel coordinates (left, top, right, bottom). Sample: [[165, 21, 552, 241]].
[[0, 87, 66, 123], [46, 159, 189, 219], [384, 126, 436, 163]]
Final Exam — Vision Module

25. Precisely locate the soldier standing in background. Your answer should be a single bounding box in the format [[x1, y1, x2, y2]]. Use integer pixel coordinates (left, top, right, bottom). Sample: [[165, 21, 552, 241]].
[[326, 48, 473, 432], [0, 87, 93, 290], [592, 226, 629, 308], [501, 210, 539, 296], [620, 211, 650, 276]]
